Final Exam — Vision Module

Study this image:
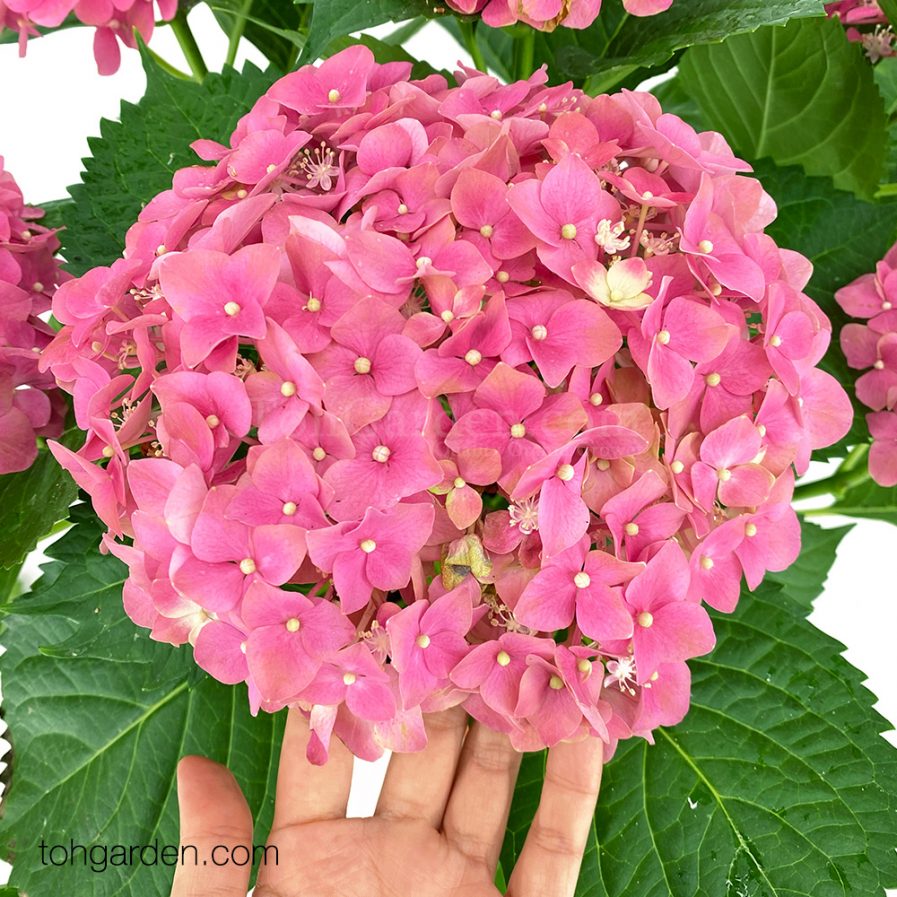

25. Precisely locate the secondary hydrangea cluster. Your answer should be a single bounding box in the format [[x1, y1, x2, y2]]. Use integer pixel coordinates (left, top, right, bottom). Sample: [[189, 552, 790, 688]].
[[826, 0, 895, 62], [0, 0, 177, 75], [44, 46, 851, 763], [0, 156, 66, 474], [444, 0, 672, 30], [837, 244, 897, 486]]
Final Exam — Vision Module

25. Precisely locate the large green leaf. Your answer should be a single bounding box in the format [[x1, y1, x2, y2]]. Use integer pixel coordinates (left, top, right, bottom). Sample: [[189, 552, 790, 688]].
[[679, 17, 887, 199], [829, 478, 897, 526], [439, 0, 823, 93], [0, 506, 285, 896], [501, 582, 897, 896], [60, 53, 279, 277], [298, 0, 435, 65], [0, 447, 76, 570]]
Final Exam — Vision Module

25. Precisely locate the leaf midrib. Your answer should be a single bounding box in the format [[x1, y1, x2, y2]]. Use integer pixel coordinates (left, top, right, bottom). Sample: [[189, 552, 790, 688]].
[[657, 728, 783, 897]]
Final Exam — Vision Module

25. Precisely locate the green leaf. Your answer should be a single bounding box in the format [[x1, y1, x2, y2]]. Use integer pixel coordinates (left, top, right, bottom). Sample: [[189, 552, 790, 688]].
[[679, 16, 887, 199], [766, 519, 853, 607], [60, 52, 279, 278], [829, 477, 897, 525], [299, 0, 436, 65], [0, 448, 76, 570], [0, 507, 285, 897], [501, 584, 897, 896], [450, 0, 823, 93]]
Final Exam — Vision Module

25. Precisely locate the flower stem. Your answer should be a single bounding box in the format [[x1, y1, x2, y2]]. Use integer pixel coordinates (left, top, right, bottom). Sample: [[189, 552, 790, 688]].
[[459, 19, 488, 73], [144, 44, 193, 81], [170, 8, 208, 82], [792, 444, 871, 503], [225, 0, 253, 68], [517, 27, 535, 81]]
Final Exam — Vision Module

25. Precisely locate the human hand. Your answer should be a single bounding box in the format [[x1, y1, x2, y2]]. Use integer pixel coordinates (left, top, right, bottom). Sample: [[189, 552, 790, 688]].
[[170, 706, 604, 897]]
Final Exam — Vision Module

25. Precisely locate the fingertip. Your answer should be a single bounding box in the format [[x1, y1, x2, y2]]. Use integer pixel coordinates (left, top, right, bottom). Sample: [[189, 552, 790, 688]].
[[176, 755, 252, 835]]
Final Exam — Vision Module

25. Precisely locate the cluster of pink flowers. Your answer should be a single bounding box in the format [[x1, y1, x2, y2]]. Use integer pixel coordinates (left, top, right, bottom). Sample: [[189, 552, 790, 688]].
[[444, 0, 672, 30], [0, 0, 177, 75], [837, 244, 897, 486], [826, 0, 895, 61], [44, 46, 851, 763], [0, 157, 66, 474]]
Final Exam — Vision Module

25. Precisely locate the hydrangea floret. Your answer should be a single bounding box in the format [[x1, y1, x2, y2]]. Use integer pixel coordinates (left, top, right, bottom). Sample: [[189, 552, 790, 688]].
[[0, 0, 177, 74], [837, 243, 897, 486], [826, 0, 895, 61], [0, 156, 66, 473], [444, 0, 672, 29], [44, 46, 851, 763]]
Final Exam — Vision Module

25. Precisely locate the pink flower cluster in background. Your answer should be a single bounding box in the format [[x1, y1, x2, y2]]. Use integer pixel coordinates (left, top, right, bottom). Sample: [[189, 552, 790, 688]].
[[0, 157, 66, 474], [444, 0, 672, 30], [837, 244, 897, 486], [0, 0, 177, 75], [44, 46, 851, 762], [826, 0, 895, 62]]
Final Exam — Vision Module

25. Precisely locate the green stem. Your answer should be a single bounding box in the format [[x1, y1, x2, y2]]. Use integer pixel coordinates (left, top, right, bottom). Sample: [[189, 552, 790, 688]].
[[144, 44, 193, 80], [170, 8, 208, 81], [792, 444, 871, 502], [517, 27, 535, 81], [459, 19, 488, 73], [225, 0, 253, 68]]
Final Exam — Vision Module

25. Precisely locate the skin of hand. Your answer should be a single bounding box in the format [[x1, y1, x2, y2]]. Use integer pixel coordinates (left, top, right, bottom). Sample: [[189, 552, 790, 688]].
[[169, 705, 604, 897]]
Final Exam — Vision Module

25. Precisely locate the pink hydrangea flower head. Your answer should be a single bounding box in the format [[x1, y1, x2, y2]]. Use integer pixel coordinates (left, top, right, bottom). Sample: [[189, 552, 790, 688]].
[[43, 46, 849, 762], [837, 242, 897, 485], [0, 156, 66, 474], [1, 0, 177, 73], [443, 0, 672, 30]]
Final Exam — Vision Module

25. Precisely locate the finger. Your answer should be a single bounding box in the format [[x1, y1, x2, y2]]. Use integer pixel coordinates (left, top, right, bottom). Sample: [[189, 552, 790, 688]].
[[442, 721, 522, 871], [169, 756, 253, 897], [376, 706, 468, 827], [270, 708, 354, 830], [507, 737, 604, 897]]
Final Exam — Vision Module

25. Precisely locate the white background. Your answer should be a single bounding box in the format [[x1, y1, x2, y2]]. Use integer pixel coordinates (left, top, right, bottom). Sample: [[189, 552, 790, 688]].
[[1, 6, 895, 891]]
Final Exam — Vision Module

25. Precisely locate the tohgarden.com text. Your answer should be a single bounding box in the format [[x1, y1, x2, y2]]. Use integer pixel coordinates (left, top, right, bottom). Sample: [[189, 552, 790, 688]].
[[38, 839, 278, 874]]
